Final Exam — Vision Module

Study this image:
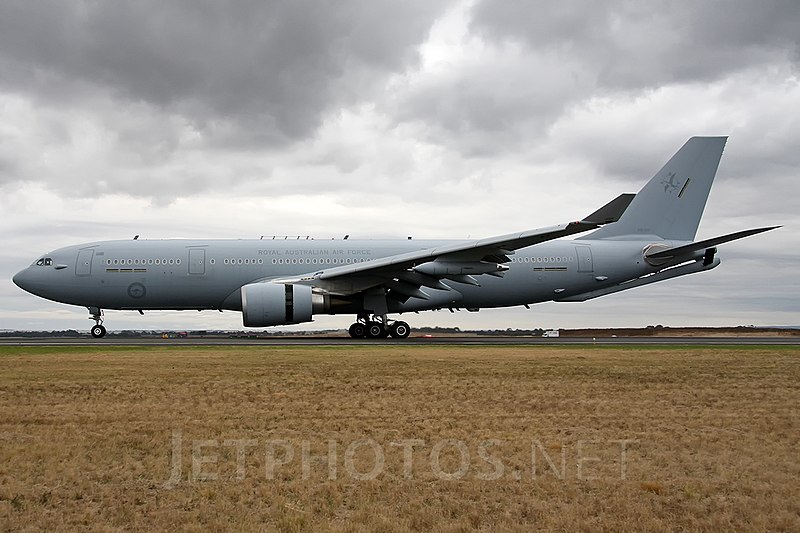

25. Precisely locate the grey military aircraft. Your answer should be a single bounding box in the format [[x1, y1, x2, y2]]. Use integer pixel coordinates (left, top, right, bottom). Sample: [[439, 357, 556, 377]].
[[13, 137, 777, 339]]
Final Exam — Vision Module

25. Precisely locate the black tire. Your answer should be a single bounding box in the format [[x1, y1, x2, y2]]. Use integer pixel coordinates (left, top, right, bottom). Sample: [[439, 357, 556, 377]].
[[91, 325, 106, 338], [366, 322, 386, 339], [390, 321, 411, 339], [349, 323, 367, 339]]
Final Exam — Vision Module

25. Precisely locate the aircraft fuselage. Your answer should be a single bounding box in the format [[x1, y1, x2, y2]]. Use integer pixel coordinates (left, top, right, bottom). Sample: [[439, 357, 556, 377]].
[[13, 237, 667, 315]]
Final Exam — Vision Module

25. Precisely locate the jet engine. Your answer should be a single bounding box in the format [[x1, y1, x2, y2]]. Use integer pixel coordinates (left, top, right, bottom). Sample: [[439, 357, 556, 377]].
[[241, 282, 328, 327]]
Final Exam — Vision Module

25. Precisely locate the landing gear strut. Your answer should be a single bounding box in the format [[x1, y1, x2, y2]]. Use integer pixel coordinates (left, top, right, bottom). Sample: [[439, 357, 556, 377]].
[[348, 314, 410, 339], [88, 307, 106, 338]]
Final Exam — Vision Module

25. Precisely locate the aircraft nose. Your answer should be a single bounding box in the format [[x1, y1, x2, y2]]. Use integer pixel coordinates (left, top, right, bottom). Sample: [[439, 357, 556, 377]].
[[12, 268, 32, 292]]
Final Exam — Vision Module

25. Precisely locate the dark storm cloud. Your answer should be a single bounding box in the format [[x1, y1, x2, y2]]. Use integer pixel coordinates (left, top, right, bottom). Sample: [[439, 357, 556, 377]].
[[0, 0, 446, 146], [396, 0, 800, 157], [470, 0, 800, 88], [394, 48, 584, 156]]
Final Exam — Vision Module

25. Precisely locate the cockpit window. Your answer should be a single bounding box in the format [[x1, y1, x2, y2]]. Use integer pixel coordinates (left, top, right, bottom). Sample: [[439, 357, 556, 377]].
[[35, 258, 53, 266], [36, 258, 44, 266]]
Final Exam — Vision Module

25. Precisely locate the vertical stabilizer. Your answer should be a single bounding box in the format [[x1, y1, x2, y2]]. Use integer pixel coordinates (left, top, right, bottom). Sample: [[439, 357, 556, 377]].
[[581, 137, 727, 241]]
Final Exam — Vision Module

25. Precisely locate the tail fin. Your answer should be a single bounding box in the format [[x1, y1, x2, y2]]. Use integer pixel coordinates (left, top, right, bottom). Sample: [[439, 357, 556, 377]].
[[581, 136, 727, 241]]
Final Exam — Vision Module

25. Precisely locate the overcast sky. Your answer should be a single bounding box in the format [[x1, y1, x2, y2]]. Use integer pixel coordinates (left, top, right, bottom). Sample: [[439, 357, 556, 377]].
[[1, 0, 797, 332]]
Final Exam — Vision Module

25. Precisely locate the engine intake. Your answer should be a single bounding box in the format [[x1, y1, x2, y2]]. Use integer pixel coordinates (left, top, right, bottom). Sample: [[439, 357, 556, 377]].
[[241, 282, 326, 327]]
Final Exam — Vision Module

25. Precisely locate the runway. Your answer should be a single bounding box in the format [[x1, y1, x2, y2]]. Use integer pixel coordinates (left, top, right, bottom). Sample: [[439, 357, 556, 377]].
[[1, 335, 798, 346]]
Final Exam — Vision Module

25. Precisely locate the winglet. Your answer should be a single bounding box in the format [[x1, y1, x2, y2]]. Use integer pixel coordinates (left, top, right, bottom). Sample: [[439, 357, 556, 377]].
[[583, 193, 636, 224]]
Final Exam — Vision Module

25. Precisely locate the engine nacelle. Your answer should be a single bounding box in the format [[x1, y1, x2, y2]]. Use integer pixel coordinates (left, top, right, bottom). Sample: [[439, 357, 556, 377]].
[[241, 282, 320, 327]]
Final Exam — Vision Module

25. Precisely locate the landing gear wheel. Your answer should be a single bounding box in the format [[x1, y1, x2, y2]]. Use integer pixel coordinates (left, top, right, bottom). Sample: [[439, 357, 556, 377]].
[[91, 325, 107, 338], [390, 321, 411, 339], [349, 323, 367, 339], [366, 322, 387, 339]]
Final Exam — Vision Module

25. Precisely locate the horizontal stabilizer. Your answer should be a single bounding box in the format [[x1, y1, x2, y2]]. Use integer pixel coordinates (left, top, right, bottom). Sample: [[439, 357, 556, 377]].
[[583, 193, 636, 224], [646, 226, 780, 261]]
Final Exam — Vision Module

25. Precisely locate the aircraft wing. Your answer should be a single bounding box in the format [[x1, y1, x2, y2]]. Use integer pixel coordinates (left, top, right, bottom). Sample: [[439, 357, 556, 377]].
[[273, 194, 634, 298]]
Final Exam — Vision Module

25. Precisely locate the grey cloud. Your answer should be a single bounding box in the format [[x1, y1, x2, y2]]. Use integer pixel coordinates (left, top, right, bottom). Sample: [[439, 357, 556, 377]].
[[0, 155, 18, 182], [0, 0, 447, 147], [392, 1, 800, 158], [470, 0, 800, 89], [393, 51, 586, 156]]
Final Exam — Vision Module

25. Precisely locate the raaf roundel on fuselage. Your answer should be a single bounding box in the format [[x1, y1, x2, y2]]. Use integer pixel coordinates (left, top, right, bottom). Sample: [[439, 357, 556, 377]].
[[12, 137, 779, 338]]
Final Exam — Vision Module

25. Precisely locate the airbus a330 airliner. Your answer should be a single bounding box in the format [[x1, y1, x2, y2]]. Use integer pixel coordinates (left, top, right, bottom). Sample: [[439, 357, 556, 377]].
[[13, 137, 777, 339]]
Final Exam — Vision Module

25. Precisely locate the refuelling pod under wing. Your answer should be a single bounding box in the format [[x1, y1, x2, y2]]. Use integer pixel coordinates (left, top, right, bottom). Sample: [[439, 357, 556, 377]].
[[241, 282, 317, 327]]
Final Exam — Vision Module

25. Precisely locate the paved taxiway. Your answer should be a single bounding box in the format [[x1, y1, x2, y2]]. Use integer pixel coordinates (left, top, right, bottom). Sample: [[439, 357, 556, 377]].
[[1, 336, 798, 346]]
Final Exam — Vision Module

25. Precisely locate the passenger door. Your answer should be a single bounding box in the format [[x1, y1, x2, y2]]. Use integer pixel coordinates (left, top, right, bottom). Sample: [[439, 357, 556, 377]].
[[188, 248, 206, 275], [575, 245, 594, 273], [76, 248, 94, 276]]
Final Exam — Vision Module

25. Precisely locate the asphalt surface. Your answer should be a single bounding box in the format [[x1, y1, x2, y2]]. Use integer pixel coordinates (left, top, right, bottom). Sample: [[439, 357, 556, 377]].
[[1, 336, 798, 346]]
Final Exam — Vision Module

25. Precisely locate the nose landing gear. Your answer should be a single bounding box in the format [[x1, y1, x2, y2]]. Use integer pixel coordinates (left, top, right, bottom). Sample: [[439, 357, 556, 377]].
[[91, 324, 107, 338], [88, 307, 107, 338]]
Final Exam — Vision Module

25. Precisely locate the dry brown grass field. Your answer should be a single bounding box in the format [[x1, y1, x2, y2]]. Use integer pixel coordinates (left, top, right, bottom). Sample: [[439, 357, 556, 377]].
[[0, 345, 798, 531]]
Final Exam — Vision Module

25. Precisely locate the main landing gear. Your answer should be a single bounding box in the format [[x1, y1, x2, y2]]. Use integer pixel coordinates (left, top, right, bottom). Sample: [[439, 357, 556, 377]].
[[348, 314, 411, 339], [88, 307, 107, 338]]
